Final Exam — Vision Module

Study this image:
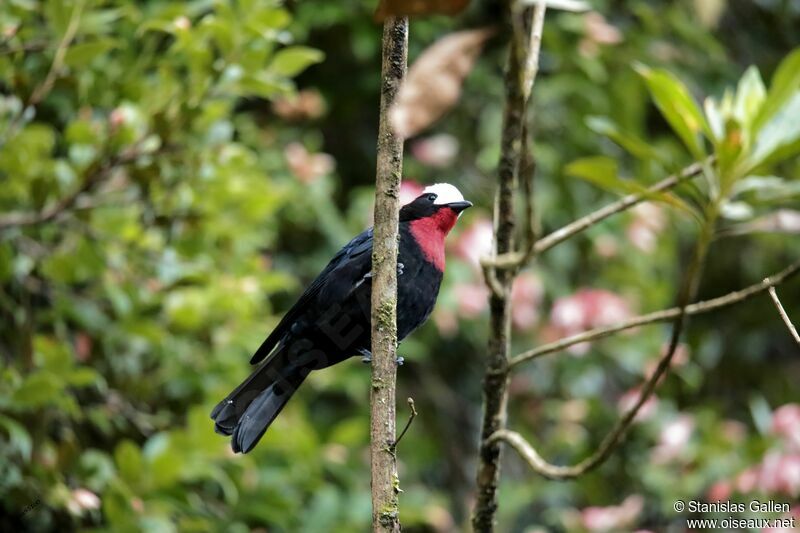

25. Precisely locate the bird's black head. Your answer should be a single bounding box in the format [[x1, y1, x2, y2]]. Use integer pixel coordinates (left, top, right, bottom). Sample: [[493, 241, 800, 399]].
[[399, 183, 473, 222]]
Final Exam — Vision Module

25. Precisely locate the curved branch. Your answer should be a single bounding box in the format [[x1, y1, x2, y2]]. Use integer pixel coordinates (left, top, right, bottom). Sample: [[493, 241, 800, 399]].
[[492, 216, 717, 480], [510, 258, 800, 367]]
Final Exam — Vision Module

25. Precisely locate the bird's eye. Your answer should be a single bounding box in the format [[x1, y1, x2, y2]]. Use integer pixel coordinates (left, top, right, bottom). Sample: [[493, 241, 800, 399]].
[[427, 193, 438, 202]]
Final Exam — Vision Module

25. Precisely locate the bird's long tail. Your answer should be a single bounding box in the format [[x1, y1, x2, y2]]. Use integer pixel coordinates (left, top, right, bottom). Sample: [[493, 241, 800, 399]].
[[210, 347, 307, 453]]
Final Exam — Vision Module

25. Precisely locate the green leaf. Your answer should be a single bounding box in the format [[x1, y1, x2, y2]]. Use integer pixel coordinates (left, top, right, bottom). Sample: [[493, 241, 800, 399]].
[[11, 372, 64, 408], [731, 175, 785, 197], [0, 414, 32, 460], [636, 64, 709, 159], [268, 46, 324, 77], [64, 39, 119, 67], [566, 156, 698, 217], [750, 92, 800, 168], [753, 47, 800, 134], [720, 200, 754, 220], [703, 97, 724, 142], [586, 116, 664, 161], [733, 66, 766, 131], [115, 440, 143, 485], [565, 156, 620, 191]]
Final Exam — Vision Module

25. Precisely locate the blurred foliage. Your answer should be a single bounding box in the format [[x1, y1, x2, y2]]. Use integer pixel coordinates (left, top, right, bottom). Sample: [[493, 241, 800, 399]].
[[1, 0, 799, 532]]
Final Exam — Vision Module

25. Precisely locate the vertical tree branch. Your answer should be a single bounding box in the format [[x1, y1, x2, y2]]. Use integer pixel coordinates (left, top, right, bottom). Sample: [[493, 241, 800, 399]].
[[370, 16, 408, 533], [473, 3, 545, 531]]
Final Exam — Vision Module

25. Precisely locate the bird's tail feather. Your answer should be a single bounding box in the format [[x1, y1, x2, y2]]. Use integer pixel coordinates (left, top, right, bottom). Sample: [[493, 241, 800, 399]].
[[210, 348, 307, 453]]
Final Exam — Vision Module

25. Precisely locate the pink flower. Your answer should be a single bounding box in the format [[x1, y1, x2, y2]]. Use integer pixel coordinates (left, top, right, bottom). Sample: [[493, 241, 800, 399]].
[[736, 467, 760, 494], [626, 203, 666, 253], [581, 495, 644, 531], [772, 404, 800, 451], [644, 343, 689, 381], [550, 289, 631, 335], [454, 282, 489, 318], [706, 480, 732, 502], [411, 134, 459, 167], [651, 414, 694, 464], [511, 272, 543, 330], [433, 307, 458, 337], [454, 217, 494, 269], [284, 142, 335, 184], [67, 488, 100, 515], [272, 89, 326, 121], [400, 181, 425, 206], [593, 234, 619, 258], [617, 387, 658, 422]]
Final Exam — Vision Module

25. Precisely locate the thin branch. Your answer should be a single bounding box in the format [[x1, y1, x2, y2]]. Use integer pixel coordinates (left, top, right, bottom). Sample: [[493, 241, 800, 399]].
[[473, 3, 545, 531], [768, 285, 800, 347], [28, 2, 83, 107], [370, 16, 408, 533], [520, 125, 538, 261], [493, 215, 717, 480], [483, 160, 707, 269], [0, 40, 48, 56], [510, 258, 800, 366], [392, 398, 417, 449]]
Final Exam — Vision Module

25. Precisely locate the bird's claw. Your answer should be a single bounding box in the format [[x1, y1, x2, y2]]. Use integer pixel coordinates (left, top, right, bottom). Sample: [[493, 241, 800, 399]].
[[397, 262, 404, 276], [359, 349, 404, 365]]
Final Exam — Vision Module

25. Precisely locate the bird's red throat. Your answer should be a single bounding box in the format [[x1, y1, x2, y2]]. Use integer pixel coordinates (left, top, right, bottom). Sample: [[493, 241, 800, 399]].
[[409, 208, 459, 272]]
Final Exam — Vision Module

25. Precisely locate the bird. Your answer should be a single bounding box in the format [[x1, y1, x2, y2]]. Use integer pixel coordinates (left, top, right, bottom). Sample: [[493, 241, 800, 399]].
[[211, 183, 472, 453]]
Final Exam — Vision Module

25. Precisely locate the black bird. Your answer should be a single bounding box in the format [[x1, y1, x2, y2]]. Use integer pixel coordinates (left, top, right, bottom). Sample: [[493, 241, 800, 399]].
[[211, 183, 472, 453]]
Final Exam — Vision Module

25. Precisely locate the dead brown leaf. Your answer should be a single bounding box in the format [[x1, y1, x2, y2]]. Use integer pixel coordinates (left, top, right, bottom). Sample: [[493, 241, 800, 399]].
[[390, 27, 494, 139]]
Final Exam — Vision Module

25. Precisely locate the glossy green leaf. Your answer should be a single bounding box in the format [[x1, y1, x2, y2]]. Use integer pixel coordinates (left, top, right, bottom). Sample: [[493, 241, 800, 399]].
[[586, 116, 663, 161], [733, 66, 766, 132], [0, 414, 32, 460], [636, 64, 710, 159], [115, 440, 143, 485], [268, 46, 324, 77], [64, 38, 119, 67], [750, 92, 800, 168], [753, 47, 800, 134]]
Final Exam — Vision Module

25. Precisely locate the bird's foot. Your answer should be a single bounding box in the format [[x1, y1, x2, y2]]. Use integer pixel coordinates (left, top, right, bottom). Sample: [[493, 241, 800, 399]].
[[397, 262, 404, 276], [359, 349, 404, 365], [359, 348, 372, 364]]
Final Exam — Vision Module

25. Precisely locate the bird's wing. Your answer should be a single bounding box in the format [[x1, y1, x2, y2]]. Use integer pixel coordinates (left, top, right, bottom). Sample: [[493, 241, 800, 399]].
[[249, 228, 374, 364]]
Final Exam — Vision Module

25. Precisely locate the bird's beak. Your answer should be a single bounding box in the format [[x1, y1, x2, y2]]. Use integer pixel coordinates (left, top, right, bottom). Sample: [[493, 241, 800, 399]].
[[446, 201, 473, 214]]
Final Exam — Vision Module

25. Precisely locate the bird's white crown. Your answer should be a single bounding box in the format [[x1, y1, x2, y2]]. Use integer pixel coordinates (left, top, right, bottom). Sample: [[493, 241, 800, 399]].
[[423, 183, 465, 206]]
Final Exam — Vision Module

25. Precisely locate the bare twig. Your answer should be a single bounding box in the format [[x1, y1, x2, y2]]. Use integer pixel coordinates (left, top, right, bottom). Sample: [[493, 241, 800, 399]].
[[473, 3, 545, 531], [0, 40, 48, 56], [393, 398, 417, 449], [768, 285, 800, 347], [484, 160, 707, 269], [370, 16, 408, 533], [510, 258, 800, 366], [493, 215, 717, 480]]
